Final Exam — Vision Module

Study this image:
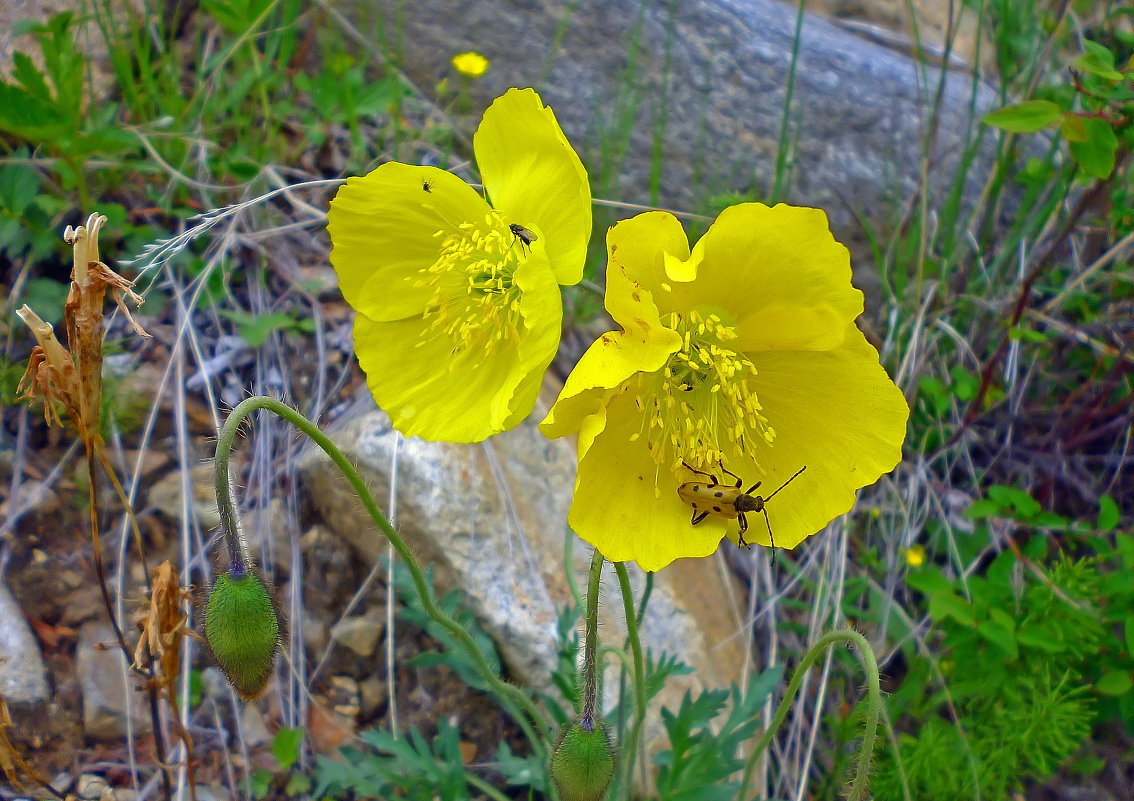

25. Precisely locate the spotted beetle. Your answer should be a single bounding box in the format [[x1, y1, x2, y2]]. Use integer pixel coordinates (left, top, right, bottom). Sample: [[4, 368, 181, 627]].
[[678, 462, 807, 562]]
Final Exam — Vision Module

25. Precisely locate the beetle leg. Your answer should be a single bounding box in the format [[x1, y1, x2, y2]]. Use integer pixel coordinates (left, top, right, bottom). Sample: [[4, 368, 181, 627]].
[[736, 513, 751, 548], [682, 461, 719, 484], [744, 481, 763, 496], [691, 510, 709, 525], [720, 463, 744, 489]]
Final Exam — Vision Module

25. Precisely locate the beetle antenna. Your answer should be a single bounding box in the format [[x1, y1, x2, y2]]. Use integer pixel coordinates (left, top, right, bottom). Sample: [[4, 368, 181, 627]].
[[762, 508, 777, 567], [763, 465, 807, 502]]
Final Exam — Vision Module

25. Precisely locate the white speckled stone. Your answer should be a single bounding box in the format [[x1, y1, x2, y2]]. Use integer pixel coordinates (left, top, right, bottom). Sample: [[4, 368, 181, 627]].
[[0, 581, 49, 707]]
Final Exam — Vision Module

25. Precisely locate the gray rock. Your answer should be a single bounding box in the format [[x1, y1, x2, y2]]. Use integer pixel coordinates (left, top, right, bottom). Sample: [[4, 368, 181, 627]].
[[0, 581, 50, 707], [241, 702, 272, 747], [76, 773, 109, 800], [200, 665, 230, 702], [146, 463, 220, 530], [359, 676, 389, 719], [330, 615, 385, 658], [76, 621, 151, 740], [0, 478, 60, 519], [362, 0, 1003, 260]]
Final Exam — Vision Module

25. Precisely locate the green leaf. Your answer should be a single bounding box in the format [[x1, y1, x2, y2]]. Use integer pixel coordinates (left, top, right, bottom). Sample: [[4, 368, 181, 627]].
[[964, 498, 1000, 520], [284, 773, 311, 795], [929, 591, 976, 627], [988, 485, 1042, 518], [1060, 114, 1089, 142], [0, 81, 70, 142], [988, 607, 1016, 633], [271, 726, 304, 770], [981, 100, 1063, 133], [1016, 628, 1065, 653], [250, 768, 273, 800], [1069, 117, 1119, 179], [23, 277, 69, 326], [1124, 617, 1134, 656], [1095, 672, 1133, 696], [977, 620, 1019, 660], [1097, 495, 1120, 532], [906, 566, 953, 598], [0, 162, 41, 214], [1074, 41, 1123, 81], [220, 310, 305, 347]]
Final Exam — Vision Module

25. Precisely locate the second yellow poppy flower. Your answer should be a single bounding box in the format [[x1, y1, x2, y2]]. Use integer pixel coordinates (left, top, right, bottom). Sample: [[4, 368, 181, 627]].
[[328, 88, 591, 442]]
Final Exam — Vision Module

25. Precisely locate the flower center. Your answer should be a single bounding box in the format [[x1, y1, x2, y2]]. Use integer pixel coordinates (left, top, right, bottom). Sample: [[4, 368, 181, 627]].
[[415, 211, 526, 357], [632, 309, 775, 488]]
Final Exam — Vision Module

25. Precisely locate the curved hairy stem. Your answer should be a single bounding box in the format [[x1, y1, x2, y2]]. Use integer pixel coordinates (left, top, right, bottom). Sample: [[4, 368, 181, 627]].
[[213, 396, 550, 750], [739, 628, 882, 801]]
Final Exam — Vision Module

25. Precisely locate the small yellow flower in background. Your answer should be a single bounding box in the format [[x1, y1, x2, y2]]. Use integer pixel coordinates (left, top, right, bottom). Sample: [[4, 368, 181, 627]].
[[541, 205, 909, 571], [328, 88, 591, 442], [452, 51, 490, 78], [905, 545, 926, 568]]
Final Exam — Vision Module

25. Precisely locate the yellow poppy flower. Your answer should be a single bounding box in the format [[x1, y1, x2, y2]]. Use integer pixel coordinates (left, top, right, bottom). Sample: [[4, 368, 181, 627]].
[[451, 51, 490, 78], [541, 206, 909, 571], [328, 88, 591, 442]]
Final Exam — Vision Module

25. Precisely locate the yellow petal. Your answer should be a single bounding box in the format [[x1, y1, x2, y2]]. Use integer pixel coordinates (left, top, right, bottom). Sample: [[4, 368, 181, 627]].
[[328, 163, 491, 321], [540, 259, 681, 439], [474, 88, 591, 286], [661, 204, 864, 351], [605, 211, 691, 313], [353, 250, 562, 443], [723, 325, 909, 549], [568, 390, 728, 571]]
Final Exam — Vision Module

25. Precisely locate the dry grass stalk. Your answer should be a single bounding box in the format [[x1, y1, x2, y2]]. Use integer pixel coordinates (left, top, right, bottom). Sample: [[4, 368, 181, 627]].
[[13, 213, 181, 800]]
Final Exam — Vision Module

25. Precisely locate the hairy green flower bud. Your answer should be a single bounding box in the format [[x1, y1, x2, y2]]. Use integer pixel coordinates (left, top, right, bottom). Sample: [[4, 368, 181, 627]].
[[550, 717, 615, 801], [204, 565, 280, 700]]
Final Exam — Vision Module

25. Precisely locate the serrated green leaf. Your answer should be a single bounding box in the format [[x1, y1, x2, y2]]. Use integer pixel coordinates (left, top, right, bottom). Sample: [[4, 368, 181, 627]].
[[1096, 672, 1133, 696], [0, 81, 70, 142], [981, 100, 1063, 133], [1074, 42, 1123, 80], [1069, 117, 1118, 179], [1097, 495, 1120, 532], [1060, 114, 1089, 142]]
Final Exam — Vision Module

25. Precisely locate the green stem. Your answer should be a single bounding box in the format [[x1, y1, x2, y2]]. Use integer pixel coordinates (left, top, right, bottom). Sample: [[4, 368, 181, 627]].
[[635, 571, 654, 629], [464, 770, 512, 801], [213, 396, 549, 749], [738, 629, 881, 801], [614, 563, 647, 798], [581, 549, 604, 730]]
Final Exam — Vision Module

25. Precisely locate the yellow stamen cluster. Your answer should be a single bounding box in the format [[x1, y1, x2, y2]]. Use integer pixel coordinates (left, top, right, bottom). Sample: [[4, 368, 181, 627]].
[[632, 309, 775, 489], [415, 212, 525, 358]]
